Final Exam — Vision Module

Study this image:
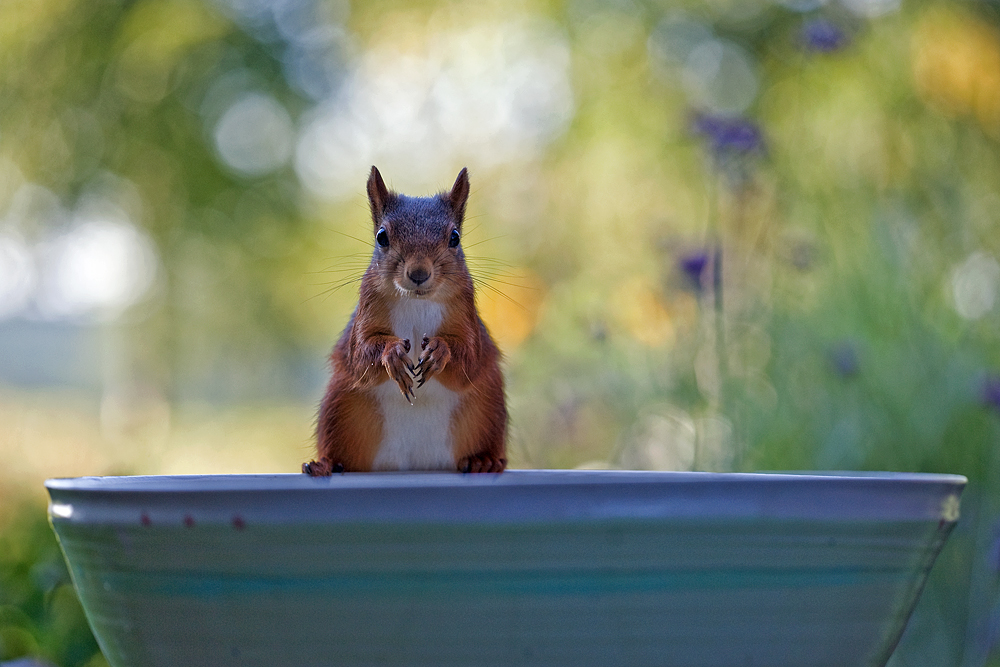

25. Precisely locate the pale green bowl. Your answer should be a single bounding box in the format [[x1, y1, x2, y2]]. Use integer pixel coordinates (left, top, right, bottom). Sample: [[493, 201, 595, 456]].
[[46, 470, 964, 667]]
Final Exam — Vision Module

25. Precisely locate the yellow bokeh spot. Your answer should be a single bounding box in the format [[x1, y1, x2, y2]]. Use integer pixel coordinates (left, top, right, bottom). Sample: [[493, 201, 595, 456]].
[[476, 270, 546, 351], [912, 8, 1000, 138], [115, 0, 230, 103], [118, 0, 229, 56], [613, 277, 675, 348]]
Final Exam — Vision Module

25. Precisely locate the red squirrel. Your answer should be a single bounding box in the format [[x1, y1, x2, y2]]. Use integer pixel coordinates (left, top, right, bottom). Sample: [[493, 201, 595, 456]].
[[303, 167, 508, 475]]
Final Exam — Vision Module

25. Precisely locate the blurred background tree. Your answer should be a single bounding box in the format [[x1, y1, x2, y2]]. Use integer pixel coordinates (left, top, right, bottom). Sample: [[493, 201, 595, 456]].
[[1, 0, 999, 665]]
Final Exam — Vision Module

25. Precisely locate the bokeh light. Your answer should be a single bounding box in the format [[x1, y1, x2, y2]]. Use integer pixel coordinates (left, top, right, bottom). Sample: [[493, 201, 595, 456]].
[[682, 39, 758, 114], [214, 92, 295, 176], [0, 233, 35, 319], [35, 217, 158, 321], [295, 18, 573, 198], [951, 251, 1000, 321]]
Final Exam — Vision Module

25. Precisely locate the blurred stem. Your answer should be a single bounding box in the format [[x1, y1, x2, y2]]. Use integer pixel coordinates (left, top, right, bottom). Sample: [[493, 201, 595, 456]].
[[713, 241, 727, 412], [701, 168, 730, 471]]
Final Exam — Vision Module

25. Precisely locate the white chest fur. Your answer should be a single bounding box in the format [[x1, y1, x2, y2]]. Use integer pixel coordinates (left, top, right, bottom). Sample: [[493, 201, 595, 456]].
[[372, 298, 460, 471], [388, 298, 444, 365]]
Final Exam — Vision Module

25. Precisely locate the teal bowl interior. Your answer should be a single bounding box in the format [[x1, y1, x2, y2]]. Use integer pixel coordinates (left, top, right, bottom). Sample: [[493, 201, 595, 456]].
[[46, 470, 965, 667]]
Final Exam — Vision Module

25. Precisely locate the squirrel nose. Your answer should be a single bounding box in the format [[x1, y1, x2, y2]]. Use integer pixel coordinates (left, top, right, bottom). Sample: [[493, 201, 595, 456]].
[[408, 268, 430, 285]]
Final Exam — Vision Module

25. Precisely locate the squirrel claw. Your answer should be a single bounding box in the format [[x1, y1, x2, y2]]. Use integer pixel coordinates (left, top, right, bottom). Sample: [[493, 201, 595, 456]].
[[304, 459, 346, 476], [416, 336, 450, 383], [458, 454, 507, 474], [303, 459, 332, 476], [383, 338, 415, 400]]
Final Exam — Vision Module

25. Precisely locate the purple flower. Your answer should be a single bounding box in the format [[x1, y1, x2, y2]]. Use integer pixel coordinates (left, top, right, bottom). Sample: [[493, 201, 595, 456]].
[[829, 341, 859, 378], [801, 19, 849, 53], [691, 113, 765, 158], [981, 374, 1000, 413], [679, 251, 709, 290]]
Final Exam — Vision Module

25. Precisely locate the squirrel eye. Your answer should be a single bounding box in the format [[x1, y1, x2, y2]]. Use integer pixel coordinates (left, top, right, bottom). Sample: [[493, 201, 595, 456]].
[[448, 229, 460, 248], [376, 228, 389, 248]]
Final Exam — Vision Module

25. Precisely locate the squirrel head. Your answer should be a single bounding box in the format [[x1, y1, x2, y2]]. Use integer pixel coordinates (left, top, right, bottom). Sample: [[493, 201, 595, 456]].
[[366, 166, 471, 300]]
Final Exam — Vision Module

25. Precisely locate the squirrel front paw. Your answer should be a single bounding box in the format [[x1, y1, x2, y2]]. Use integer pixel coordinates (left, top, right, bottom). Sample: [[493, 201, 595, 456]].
[[382, 338, 415, 403], [415, 336, 451, 386]]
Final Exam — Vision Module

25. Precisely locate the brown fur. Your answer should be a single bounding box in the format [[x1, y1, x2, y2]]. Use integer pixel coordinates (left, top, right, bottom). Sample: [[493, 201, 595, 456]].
[[304, 167, 507, 475]]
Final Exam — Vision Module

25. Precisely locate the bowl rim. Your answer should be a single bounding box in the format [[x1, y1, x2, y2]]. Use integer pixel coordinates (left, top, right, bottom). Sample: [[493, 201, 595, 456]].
[[44, 469, 968, 491], [45, 470, 967, 526]]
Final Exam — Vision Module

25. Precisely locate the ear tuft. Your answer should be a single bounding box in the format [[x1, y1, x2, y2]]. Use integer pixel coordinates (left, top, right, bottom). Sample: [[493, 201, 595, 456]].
[[367, 166, 393, 226], [448, 168, 470, 228]]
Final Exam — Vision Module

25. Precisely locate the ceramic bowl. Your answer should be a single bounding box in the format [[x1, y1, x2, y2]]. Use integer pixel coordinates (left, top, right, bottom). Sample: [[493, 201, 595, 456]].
[[46, 470, 965, 667]]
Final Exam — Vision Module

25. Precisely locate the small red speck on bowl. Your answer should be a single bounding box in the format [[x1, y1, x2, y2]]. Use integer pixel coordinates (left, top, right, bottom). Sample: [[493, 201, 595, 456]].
[[232, 516, 245, 531], [184, 515, 195, 528], [140, 513, 151, 527]]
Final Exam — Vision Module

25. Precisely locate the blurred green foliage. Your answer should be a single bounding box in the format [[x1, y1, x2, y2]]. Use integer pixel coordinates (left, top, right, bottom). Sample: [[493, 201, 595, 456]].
[[0, 507, 103, 667], [1, 0, 1000, 665]]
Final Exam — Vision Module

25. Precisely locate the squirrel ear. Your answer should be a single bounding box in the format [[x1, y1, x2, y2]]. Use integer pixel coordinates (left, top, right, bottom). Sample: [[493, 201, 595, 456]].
[[367, 166, 392, 225], [447, 168, 470, 227]]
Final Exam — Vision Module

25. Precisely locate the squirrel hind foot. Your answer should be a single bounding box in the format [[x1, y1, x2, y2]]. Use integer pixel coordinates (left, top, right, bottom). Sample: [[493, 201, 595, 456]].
[[302, 459, 346, 476], [458, 454, 507, 474]]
